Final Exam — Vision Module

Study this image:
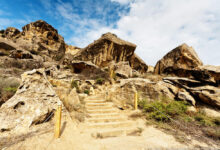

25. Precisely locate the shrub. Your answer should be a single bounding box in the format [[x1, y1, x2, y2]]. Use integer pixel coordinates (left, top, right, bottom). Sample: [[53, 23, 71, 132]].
[[95, 77, 105, 85], [141, 100, 188, 122], [84, 89, 90, 95]]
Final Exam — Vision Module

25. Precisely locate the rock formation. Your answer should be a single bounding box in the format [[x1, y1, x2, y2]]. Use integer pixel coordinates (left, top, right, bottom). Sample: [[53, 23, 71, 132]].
[[73, 32, 148, 73], [154, 43, 203, 75], [0, 20, 66, 62], [163, 77, 220, 108], [0, 27, 20, 39], [0, 69, 63, 133], [0, 20, 219, 148]]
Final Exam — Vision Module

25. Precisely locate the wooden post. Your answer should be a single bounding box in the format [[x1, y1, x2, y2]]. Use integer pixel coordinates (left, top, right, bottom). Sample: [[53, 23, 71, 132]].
[[55, 104, 62, 138], [134, 91, 138, 110], [109, 68, 114, 79]]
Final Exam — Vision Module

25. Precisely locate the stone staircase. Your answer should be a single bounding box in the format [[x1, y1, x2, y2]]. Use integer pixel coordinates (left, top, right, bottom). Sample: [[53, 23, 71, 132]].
[[84, 95, 141, 138]]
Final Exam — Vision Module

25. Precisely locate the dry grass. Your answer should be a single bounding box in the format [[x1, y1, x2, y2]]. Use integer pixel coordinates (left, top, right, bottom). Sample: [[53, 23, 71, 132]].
[[0, 77, 20, 106]]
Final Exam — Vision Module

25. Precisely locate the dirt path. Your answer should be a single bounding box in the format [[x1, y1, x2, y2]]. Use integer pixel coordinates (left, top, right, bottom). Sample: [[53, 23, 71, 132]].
[[3, 95, 212, 150]]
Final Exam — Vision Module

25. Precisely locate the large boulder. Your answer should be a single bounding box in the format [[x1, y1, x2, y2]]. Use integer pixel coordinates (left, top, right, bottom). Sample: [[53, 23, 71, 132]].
[[155, 43, 203, 75], [73, 32, 148, 73], [111, 61, 133, 78], [0, 69, 63, 133]]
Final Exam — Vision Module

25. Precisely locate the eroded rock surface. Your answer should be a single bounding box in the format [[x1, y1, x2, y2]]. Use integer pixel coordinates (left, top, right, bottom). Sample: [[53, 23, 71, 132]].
[[73, 32, 148, 73], [0, 69, 62, 133], [155, 43, 203, 75], [164, 77, 220, 108]]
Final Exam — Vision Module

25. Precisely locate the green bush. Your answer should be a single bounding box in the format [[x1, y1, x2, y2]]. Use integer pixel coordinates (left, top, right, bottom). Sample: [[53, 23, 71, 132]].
[[95, 77, 105, 85], [141, 100, 188, 122], [84, 89, 90, 95]]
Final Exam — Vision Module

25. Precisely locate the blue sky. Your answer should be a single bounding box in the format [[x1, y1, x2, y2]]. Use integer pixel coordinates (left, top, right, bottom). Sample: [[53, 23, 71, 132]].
[[0, 0, 220, 66], [0, 0, 129, 42]]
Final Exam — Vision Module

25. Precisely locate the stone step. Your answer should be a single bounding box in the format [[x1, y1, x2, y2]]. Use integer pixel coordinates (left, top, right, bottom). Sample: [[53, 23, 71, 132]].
[[91, 127, 140, 138], [85, 99, 106, 103], [86, 117, 127, 123], [88, 113, 120, 118], [85, 105, 112, 110], [88, 121, 133, 129], [85, 102, 112, 107], [87, 109, 116, 114]]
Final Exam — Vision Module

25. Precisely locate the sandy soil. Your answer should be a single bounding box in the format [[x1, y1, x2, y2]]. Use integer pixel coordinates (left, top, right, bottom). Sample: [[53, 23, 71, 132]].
[[1, 111, 215, 150]]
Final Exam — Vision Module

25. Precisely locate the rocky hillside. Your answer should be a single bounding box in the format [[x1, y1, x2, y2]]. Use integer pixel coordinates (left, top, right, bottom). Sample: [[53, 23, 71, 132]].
[[0, 20, 219, 149]]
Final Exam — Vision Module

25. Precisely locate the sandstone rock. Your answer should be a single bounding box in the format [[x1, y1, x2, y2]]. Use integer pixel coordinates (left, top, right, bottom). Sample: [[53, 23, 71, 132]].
[[163, 77, 204, 88], [0, 69, 63, 133], [3, 20, 66, 62], [130, 54, 148, 73], [200, 106, 220, 118], [111, 61, 132, 78], [187, 106, 197, 113], [0, 27, 20, 39], [147, 65, 154, 73], [73, 32, 148, 73], [155, 43, 203, 75], [65, 45, 81, 56], [9, 49, 33, 59], [163, 77, 220, 109], [0, 56, 43, 70], [190, 86, 220, 109], [198, 65, 220, 86], [0, 38, 17, 52], [177, 91, 196, 106], [74, 33, 136, 67], [107, 78, 177, 109], [71, 60, 108, 79], [54, 86, 80, 112]]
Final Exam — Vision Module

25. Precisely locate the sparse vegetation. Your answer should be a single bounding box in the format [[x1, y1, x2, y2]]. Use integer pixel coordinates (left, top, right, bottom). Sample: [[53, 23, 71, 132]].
[[71, 80, 78, 89], [84, 89, 90, 95], [193, 110, 220, 127], [138, 96, 220, 145], [71, 80, 80, 92], [139, 99, 187, 122], [95, 77, 105, 85], [0, 77, 20, 106]]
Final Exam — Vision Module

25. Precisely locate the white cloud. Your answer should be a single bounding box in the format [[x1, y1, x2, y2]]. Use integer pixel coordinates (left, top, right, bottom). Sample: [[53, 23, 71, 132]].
[[74, 0, 220, 66]]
